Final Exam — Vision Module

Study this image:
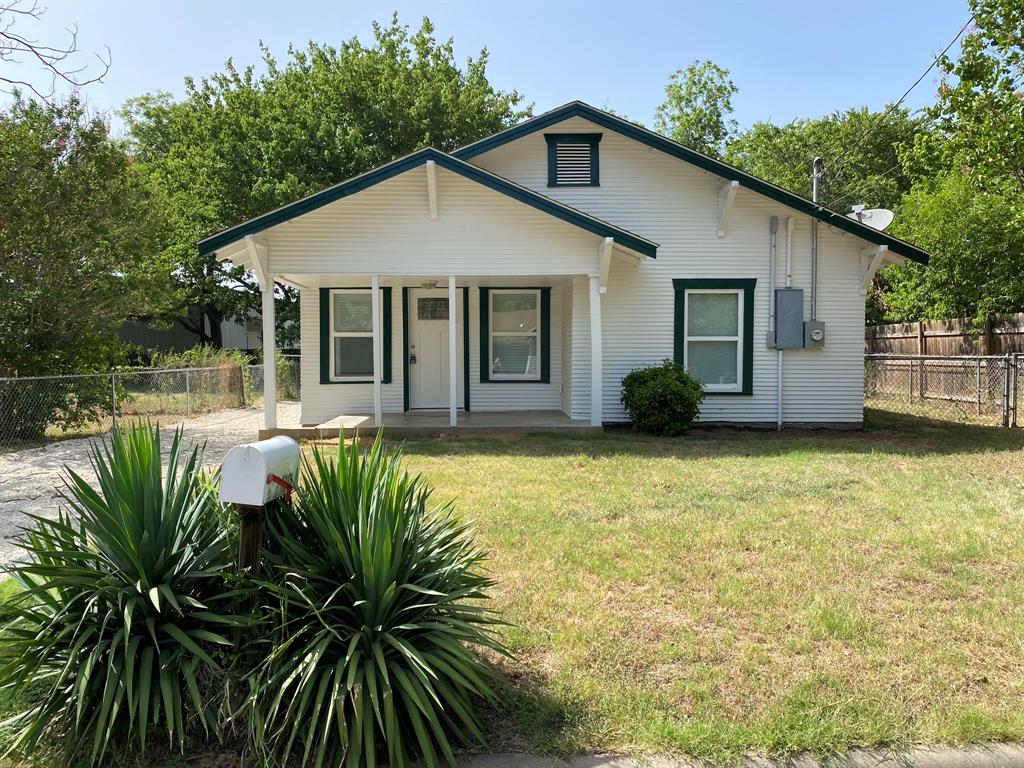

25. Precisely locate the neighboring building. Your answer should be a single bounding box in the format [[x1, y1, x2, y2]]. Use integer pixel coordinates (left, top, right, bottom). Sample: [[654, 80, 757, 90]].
[[199, 102, 929, 431], [119, 311, 262, 353]]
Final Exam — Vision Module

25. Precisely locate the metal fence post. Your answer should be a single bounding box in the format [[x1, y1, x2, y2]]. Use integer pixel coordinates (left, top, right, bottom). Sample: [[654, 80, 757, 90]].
[[185, 369, 191, 417], [976, 357, 982, 415], [1002, 354, 1011, 428], [1012, 354, 1019, 429], [111, 372, 117, 428]]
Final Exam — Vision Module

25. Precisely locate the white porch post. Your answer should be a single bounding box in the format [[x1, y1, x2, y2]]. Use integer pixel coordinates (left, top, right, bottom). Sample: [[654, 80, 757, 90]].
[[261, 278, 277, 429], [371, 274, 383, 427], [589, 275, 603, 427], [448, 276, 457, 427]]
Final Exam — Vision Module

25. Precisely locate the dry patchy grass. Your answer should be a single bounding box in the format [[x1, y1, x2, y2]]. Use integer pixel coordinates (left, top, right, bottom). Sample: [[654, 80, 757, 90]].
[[376, 412, 1024, 760]]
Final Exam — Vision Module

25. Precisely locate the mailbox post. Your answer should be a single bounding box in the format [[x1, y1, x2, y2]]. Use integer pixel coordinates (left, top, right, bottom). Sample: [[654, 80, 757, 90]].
[[220, 436, 300, 572]]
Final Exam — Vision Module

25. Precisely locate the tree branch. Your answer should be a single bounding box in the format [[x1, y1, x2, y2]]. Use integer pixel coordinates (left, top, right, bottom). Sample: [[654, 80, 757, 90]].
[[0, 0, 110, 104]]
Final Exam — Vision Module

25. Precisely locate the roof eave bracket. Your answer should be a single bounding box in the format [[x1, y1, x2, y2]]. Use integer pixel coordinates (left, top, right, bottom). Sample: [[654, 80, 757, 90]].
[[718, 180, 739, 238]]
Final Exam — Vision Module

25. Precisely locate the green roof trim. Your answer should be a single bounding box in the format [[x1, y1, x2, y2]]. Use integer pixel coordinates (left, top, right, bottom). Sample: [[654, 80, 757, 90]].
[[197, 146, 658, 258], [454, 101, 930, 265]]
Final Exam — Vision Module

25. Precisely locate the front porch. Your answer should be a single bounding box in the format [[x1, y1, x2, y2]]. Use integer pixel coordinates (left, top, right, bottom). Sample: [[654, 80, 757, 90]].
[[259, 409, 596, 440]]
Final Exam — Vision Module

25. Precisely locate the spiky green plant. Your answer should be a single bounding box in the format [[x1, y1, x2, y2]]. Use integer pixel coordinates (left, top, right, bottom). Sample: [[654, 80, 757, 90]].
[[249, 435, 506, 768], [0, 424, 246, 764]]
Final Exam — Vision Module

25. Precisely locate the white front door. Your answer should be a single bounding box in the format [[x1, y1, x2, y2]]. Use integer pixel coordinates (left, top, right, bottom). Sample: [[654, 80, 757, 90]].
[[409, 289, 463, 409]]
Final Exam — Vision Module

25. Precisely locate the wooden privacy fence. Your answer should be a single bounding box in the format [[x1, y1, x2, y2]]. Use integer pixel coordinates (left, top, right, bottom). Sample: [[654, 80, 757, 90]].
[[865, 314, 1024, 356]]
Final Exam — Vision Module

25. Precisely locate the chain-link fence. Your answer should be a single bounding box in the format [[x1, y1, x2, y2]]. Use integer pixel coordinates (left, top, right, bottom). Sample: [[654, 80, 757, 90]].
[[865, 354, 1021, 427], [0, 355, 302, 449]]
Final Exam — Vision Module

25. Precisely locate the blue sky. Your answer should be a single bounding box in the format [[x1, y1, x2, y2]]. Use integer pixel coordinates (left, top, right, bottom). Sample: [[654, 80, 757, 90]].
[[16, 1, 970, 135]]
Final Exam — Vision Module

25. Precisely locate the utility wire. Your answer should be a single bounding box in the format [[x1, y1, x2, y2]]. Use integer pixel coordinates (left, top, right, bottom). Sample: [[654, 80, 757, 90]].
[[824, 14, 975, 197]]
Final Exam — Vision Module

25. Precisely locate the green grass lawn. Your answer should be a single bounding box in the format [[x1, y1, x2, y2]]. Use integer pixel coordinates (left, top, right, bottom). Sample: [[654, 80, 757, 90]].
[[374, 411, 1024, 760]]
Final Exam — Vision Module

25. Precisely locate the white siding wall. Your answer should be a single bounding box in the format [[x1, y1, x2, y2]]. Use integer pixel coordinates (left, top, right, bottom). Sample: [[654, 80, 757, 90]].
[[471, 117, 867, 424], [266, 165, 601, 276]]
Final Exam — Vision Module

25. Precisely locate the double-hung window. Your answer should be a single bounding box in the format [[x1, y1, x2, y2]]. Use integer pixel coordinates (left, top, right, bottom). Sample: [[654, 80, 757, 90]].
[[489, 289, 541, 380], [329, 290, 374, 380], [684, 290, 742, 391], [673, 278, 755, 395]]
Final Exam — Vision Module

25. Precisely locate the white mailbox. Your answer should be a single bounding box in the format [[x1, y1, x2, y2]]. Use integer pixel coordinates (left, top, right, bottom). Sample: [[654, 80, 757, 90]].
[[220, 436, 300, 506]]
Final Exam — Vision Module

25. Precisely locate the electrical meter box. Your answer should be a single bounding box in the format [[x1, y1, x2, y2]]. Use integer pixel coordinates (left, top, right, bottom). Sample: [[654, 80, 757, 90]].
[[804, 320, 826, 349], [774, 288, 805, 349]]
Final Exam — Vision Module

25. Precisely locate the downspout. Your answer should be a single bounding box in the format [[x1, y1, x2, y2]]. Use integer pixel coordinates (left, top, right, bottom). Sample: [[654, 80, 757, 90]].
[[811, 157, 823, 320], [768, 216, 779, 428], [768, 216, 778, 344], [778, 218, 793, 430]]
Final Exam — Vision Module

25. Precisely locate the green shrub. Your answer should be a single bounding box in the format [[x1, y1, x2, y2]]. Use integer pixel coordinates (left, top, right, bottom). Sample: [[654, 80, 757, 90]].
[[620, 359, 704, 435], [248, 435, 505, 768], [0, 425, 246, 764]]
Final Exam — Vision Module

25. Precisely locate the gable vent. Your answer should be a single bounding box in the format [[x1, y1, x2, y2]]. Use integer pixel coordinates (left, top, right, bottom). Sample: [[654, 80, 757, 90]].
[[545, 133, 601, 187], [555, 143, 593, 184]]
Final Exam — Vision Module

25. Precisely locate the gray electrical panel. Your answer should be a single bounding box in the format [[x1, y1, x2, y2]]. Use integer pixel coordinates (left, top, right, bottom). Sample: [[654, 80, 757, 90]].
[[774, 288, 805, 349]]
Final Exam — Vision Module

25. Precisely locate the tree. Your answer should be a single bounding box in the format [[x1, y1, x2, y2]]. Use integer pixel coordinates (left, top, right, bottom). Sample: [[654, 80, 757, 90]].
[[725, 107, 923, 212], [881, 173, 1024, 323], [0, 0, 110, 104], [923, 0, 1023, 196], [123, 15, 530, 347], [654, 60, 737, 156], [0, 97, 175, 435], [880, 0, 1024, 323]]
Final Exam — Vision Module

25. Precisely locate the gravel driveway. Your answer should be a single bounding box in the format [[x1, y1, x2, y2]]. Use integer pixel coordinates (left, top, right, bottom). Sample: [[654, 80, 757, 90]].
[[0, 404, 300, 568]]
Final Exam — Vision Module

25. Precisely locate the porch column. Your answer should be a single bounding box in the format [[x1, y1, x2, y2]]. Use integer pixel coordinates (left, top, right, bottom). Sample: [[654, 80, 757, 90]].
[[448, 276, 457, 427], [589, 275, 602, 427], [261, 276, 277, 429], [371, 274, 383, 427]]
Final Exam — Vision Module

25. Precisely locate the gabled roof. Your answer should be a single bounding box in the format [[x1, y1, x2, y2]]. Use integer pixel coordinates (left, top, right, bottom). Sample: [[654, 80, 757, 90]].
[[454, 101, 930, 264], [197, 146, 658, 258]]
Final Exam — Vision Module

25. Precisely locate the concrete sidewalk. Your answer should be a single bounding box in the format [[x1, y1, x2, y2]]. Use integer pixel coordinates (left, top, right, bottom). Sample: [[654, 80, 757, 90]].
[[460, 746, 1024, 768]]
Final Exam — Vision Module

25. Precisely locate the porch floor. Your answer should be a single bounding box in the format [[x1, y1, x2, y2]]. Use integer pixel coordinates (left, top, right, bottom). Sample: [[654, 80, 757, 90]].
[[259, 409, 596, 440]]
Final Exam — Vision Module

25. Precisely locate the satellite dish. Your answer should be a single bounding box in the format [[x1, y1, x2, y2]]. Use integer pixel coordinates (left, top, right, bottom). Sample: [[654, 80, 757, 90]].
[[846, 207, 894, 231]]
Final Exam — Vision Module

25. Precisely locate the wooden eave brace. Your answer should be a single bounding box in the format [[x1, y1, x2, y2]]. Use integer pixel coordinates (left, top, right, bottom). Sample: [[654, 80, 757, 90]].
[[718, 180, 739, 238], [598, 237, 614, 294], [245, 235, 270, 290], [426, 160, 438, 220], [860, 244, 888, 294]]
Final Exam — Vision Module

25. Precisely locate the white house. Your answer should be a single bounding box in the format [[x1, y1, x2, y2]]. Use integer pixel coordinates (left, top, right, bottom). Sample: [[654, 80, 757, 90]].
[[199, 102, 928, 432]]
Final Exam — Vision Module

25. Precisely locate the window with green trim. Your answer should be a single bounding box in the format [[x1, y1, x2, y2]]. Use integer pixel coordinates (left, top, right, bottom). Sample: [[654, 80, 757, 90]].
[[683, 290, 743, 392], [673, 278, 755, 396], [330, 290, 374, 380]]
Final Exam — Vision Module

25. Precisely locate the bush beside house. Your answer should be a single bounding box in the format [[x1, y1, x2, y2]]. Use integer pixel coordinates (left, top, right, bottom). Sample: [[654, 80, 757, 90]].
[[621, 360, 704, 435]]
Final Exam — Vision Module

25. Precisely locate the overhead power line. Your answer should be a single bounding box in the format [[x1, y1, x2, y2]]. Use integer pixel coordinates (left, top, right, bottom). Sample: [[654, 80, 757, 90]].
[[823, 14, 976, 205]]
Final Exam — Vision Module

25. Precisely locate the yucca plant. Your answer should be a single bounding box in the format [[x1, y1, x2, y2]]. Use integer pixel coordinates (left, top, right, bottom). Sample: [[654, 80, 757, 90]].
[[249, 435, 506, 768], [0, 424, 246, 765]]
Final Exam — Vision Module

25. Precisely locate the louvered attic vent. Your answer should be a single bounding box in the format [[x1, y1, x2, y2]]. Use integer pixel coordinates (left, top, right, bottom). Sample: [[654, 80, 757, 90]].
[[545, 133, 601, 187]]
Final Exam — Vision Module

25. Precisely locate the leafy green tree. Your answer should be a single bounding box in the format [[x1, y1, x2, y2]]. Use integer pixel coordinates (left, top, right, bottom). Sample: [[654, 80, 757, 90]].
[[0, 96, 174, 376], [725, 107, 922, 211], [881, 173, 1024, 323], [123, 15, 530, 346], [923, 0, 1023, 195], [654, 59, 737, 157], [882, 0, 1024, 322]]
